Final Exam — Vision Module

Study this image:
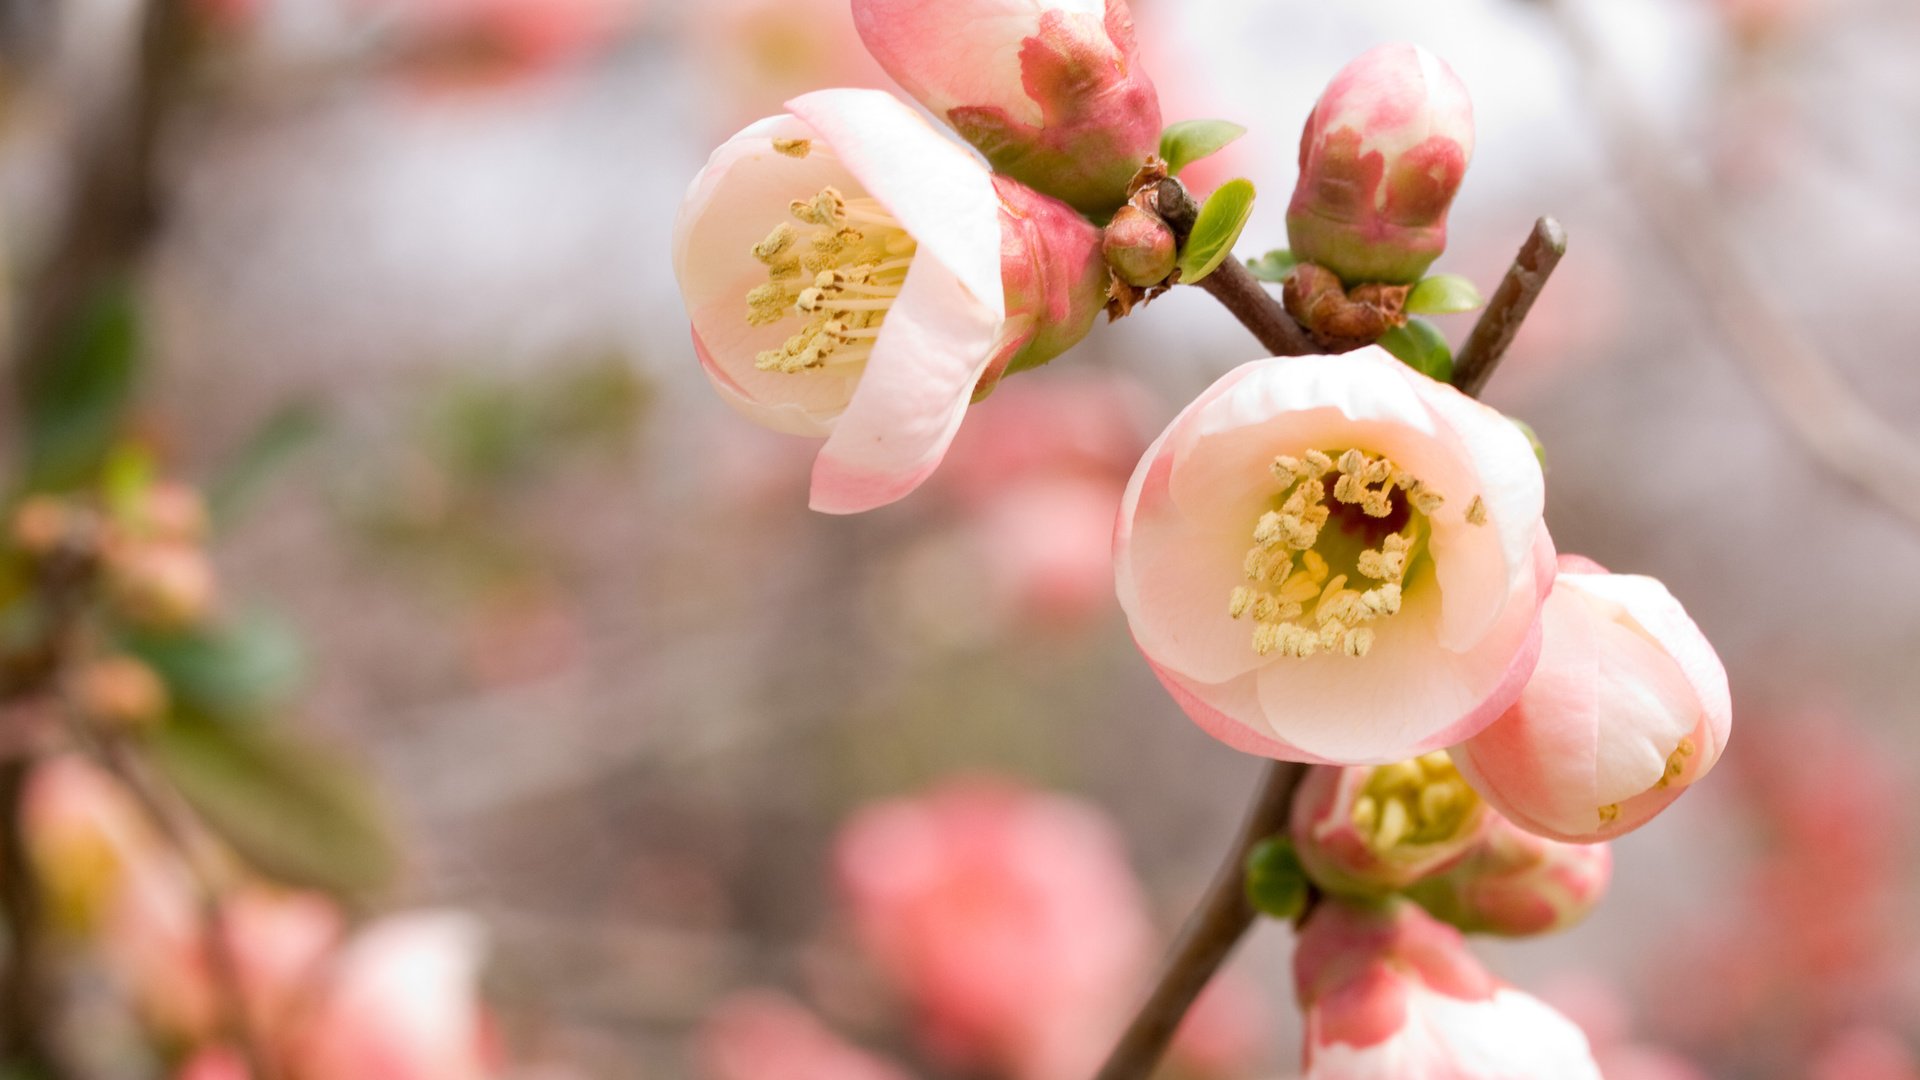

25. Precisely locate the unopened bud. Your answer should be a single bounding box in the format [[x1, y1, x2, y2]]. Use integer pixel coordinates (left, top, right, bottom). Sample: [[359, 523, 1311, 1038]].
[[1103, 205, 1178, 288], [1291, 756, 1488, 897], [1282, 263, 1410, 348], [1287, 44, 1474, 285], [106, 542, 216, 630], [73, 656, 169, 730], [977, 176, 1112, 396], [1408, 813, 1612, 937]]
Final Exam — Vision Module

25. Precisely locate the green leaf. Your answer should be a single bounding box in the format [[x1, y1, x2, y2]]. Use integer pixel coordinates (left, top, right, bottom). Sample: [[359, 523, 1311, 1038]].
[[1177, 179, 1256, 286], [1159, 120, 1247, 177], [21, 281, 142, 491], [147, 722, 397, 895], [1378, 318, 1454, 382], [209, 402, 327, 528], [1244, 837, 1309, 921], [122, 609, 304, 722], [1405, 273, 1486, 316], [1245, 249, 1298, 283]]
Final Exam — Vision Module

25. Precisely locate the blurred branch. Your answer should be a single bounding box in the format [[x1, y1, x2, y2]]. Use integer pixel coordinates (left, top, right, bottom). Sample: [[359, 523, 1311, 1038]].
[[1539, 0, 1920, 533], [1093, 216, 1566, 1080], [0, 759, 62, 1074]]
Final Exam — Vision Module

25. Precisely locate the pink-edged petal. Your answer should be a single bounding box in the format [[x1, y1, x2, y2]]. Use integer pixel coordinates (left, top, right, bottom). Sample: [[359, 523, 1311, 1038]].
[[809, 259, 1013, 514], [692, 327, 844, 437], [1563, 572, 1731, 766], [786, 89, 1005, 313], [851, 0, 1106, 124]]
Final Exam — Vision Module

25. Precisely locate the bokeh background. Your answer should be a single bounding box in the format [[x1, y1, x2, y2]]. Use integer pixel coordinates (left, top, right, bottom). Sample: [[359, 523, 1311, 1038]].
[[4, 0, 1919, 1075]]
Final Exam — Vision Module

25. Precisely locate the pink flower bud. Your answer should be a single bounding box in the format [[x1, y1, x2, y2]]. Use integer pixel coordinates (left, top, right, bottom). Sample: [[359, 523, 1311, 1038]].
[[1287, 44, 1474, 285], [1102, 204, 1178, 288], [1409, 812, 1613, 936], [1290, 756, 1488, 896], [1294, 899, 1602, 1079], [853, 0, 1161, 215], [1452, 556, 1731, 843], [673, 89, 1105, 513], [1114, 349, 1555, 765]]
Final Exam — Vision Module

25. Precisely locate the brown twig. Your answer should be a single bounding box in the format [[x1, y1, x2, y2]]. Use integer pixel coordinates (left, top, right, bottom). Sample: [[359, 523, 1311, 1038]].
[[1453, 218, 1567, 396], [1537, 0, 1920, 533], [1091, 216, 1566, 1080]]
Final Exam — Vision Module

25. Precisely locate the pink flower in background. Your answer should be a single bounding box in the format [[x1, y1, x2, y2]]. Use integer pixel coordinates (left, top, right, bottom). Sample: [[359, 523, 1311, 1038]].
[[1294, 899, 1602, 1079], [372, 0, 641, 84], [1409, 812, 1612, 937], [693, 0, 892, 131], [1288, 44, 1475, 285], [1290, 756, 1488, 896], [834, 779, 1155, 1079], [1810, 1026, 1920, 1080], [1114, 350, 1553, 765], [1452, 556, 1731, 843], [22, 756, 159, 932], [293, 912, 503, 1080], [697, 991, 911, 1080], [175, 1047, 251, 1080], [673, 89, 1104, 513], [853, 0, 1161, 215]]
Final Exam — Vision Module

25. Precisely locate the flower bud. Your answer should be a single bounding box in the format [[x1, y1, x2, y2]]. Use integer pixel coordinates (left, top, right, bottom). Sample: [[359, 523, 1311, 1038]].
[[983, 175, 1110, 394], [126, 481, 210, 544], [106, 541, 217, 630], [1409, 812, 1612, 936], [1291, 754, 1488, 896], [853, 0, 1161, 215], [1102, 204, 1177, 288], [1287, 43, 1474, 285], [1452, 557, 1731, 843], [73, 656, 169, 730]]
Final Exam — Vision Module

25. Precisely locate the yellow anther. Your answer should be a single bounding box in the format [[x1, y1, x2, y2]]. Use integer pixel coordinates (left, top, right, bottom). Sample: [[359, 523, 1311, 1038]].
[[1466, 495, 1488, 526], [753, 223, 797, 262], [1341, 627, 1375, 657], [1597, 803, 1622, 825], [1417, 751, 1454, 775], [771, 138, 811, 157], [1352, 795, 1380, 834], [1375, 798, 1411, 850], [1372, 760, 1424, 793]]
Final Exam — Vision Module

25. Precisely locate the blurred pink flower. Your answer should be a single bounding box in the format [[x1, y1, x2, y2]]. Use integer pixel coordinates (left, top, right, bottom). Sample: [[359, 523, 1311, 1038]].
[[1294, 899, 1601, 1079], [673, 89, 1104, 513], [1288, 44, 1475, 285], [1810, 1026, 1920, 1080], [175, 1047, 251, 1080], [371, 0, 640, 84], [834, 778, 1155, 1079], [1453, 556, 1731, 842], [1409, 812, 1612, 937], [692, 0, 892, 132], [852, 0, 1160, 215], [697, 991, 910, 1080], [22, 755, 159, 932], [1114, 350, 1553, 765]]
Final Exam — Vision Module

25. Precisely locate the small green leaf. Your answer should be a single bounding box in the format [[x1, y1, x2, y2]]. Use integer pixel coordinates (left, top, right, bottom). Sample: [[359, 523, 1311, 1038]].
[[1510, 417, 1547, 471], [1245, 249, 1298, 283], [122, 609, 304, 722], [1405, 273, 1486, 316], [22, 281, 143, 491], [209, 402, 327, 528], [147, 722, 397, 895], [1378, 318, 1454, 382], [1159, 120, 1247, 177], [1177, 179, 1256, 286], [1245, 837, 1309, 921]]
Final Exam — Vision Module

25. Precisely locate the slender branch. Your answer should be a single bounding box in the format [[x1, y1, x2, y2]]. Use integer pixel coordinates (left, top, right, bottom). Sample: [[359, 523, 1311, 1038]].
[[0, 758, 62, 1073], [1092, 761, 1305, 1080], [1537, 0, 1920, 532], [1453, 218, 1567, 396], [1092, 216, 1566, 1080]]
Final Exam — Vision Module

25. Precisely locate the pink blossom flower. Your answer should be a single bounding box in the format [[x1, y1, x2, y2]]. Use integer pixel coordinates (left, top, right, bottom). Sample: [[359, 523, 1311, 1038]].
[[1810, 1026, 1920, 1080], [1290, 756, 1488, 896], [22, 755, 158, 932], [1294, 899, 1602, 1079], [1408, 812, 1612, 937], [292, 912, 502, 1080], [852, 0, 1160, 215], [1114, 349, 1554, 764], [1288, 44, 1475, 285], [370, 0, 640, 85], [696, 991, 911, 1080], [175, 1047, 251, 1080], [833, 778, 1155, 1079], [1451, 556, 1731, 843], [673, 88, 1105, 513]]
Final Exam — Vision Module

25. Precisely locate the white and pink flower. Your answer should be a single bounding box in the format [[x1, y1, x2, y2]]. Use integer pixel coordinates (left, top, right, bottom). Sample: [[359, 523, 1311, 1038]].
[[1290, 755, 1488, 896], [1451, 556, 1731, 843], [1294, 899, 1602, 1079], [852, 0, 1160, 215], [1114, 350, 1553, 765], [1288, 44, 1475, 285], [673, 88, 1105, 513], [1408, 812, 1613, 937]]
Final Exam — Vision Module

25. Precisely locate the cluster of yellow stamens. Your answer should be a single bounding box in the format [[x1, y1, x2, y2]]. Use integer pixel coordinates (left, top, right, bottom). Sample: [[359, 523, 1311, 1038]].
[[1229, 448, 1446, 659], [1353, 752, 1480, 854], [745, 165, 916, 375]]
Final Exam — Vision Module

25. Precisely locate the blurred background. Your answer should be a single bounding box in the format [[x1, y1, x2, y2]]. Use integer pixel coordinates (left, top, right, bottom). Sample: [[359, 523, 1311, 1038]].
[[2, 0, 1918, 1076]]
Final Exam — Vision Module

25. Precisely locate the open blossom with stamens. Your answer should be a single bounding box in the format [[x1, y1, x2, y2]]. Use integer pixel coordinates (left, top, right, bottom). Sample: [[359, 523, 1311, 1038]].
[[1114, 350, 1553, 765], [673, 88, 1106, 514], [1451, 556, 1731, 843], [1295, 899, 1602, 1079], [1288, 44, 1475, 285], [852, 0, 1160, 215], [1409, 812, 1612, 937], [1291, 754, 1488, 896]]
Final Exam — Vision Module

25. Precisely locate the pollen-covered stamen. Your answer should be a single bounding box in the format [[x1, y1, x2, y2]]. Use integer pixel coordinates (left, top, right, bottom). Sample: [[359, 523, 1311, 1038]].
[[1351, 752, 1480, 854], [1230, 447, 1436, 659], [1655, 737, 1697, 790], [744, 174, 918, 376]]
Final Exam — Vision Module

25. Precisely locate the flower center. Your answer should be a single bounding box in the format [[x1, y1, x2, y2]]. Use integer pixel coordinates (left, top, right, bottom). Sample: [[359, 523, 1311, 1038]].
[[1229, 448, 1452, 659], [745, 178, 917, 376], [1353, 752, 1480, 854]]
